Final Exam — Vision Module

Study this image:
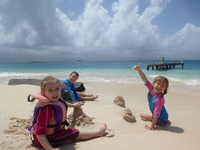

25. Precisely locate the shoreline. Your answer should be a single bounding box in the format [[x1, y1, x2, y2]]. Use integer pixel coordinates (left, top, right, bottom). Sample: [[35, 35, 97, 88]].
[[2, 79, 200, 96], [1, 82, 200, 150]]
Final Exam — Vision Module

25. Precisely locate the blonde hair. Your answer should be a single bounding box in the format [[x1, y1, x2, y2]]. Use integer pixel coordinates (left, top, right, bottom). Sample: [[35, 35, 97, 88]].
[[152, 76, 169, 97], [40, 76, 60, 92]]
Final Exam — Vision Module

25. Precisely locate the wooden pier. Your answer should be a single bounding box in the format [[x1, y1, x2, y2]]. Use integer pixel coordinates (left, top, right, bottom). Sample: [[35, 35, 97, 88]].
[[147, 57, 184, 70]]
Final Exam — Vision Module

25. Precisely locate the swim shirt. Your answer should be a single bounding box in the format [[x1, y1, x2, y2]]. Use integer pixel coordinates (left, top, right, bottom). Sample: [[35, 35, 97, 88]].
[[60, 79, 78, 102], [145, 80, 165, 117]]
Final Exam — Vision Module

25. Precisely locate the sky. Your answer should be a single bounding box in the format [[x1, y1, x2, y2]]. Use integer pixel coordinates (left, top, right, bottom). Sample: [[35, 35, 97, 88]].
[[0, 0, 200, 63]]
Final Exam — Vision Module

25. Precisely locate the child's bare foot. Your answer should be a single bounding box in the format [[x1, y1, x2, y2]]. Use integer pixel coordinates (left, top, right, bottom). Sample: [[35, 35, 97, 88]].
[[166, 120, 171, 124], [92, 95, 98, 100], [98, 124, 107, 137]]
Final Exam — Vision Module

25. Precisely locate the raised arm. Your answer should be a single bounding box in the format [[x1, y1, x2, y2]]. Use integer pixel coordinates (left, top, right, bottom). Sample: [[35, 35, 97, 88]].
[[131, 63, 147, 84]]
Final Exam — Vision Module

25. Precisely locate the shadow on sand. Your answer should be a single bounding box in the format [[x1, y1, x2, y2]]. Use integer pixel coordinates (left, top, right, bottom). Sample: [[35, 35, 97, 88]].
[[156, 125, 184, 133]]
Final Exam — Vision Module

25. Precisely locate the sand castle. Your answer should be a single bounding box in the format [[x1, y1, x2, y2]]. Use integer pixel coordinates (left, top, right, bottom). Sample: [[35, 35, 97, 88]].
[[123, 108, 136, 122], [67, 107, 95, 127], [113, 96, 125, 107], [114, 96, 136, 123]]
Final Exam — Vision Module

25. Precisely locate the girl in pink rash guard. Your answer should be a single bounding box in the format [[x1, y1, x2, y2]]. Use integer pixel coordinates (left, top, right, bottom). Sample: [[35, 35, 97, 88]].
[[131, 63, 171, 130]]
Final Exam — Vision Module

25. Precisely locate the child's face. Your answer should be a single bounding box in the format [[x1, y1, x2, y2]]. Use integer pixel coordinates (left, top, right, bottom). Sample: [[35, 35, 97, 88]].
[[69, 73, 79, 83], [153, 81, 167, 93], [43, 82, 61, 102]]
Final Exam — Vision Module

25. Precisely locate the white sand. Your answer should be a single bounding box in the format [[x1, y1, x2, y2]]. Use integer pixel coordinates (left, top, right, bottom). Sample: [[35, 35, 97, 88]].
[[0, 82, 200, 150]]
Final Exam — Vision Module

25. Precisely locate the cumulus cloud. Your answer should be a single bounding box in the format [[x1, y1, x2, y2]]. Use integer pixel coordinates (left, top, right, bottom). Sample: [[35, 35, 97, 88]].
[[0, 0, 199, 62], [161, 23, 200, 59]]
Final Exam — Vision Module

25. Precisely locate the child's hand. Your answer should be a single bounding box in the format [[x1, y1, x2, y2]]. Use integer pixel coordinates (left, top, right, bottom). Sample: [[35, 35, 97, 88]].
[[145, 125, 154, 130], [73, 101, 84, 107], [145, 125, 153, 130], [131, 63, 141, 71]]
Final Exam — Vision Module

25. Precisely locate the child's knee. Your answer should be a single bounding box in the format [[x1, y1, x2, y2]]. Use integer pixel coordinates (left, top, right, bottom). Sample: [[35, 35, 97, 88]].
[[140, 113, 144, 118]]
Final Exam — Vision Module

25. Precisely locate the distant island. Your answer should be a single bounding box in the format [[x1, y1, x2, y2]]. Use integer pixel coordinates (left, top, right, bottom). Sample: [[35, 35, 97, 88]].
[[77, 60, 83, 62], [29, 61, 44, 63]]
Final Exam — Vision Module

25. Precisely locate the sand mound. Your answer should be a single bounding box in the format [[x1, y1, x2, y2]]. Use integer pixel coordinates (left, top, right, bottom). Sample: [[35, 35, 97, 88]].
[[67, 107, 95, 127], [0, 117, 37, 150], [114, 96, 125, 107], [3, 117, 32, 136], [122, 108, 136, 123], [104, 129, 115, 137]]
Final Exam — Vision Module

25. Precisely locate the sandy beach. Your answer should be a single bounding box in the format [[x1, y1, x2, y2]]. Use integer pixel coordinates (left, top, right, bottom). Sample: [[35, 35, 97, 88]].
[[0, 81, 200, 150]]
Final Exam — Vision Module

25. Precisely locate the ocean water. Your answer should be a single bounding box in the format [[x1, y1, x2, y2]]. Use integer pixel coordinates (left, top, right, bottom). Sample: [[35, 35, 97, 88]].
[[0, 60, 200, 88]]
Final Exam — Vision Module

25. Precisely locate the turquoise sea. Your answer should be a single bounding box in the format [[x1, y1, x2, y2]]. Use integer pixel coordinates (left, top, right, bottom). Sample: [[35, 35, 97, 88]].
[[0, 60, 200, 88]]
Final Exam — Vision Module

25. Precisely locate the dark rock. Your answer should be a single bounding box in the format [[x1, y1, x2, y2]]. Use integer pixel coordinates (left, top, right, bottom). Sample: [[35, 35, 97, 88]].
[[74, 82, 85, 92], [8, 79, 42, 86]]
